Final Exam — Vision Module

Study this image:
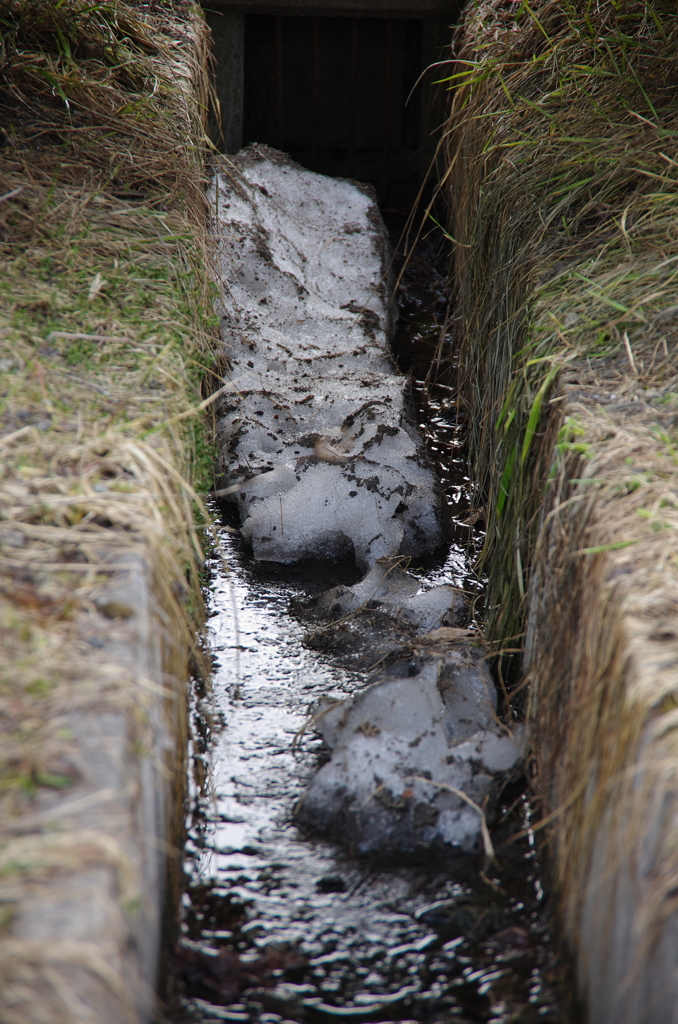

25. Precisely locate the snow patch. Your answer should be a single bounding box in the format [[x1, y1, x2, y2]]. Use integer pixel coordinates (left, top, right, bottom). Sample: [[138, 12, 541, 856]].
[[210, 146, 446, 568], [296, 658, 523, 856]]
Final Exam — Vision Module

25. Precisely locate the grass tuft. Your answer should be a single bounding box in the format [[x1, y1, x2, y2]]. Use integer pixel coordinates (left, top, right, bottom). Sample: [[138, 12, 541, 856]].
[[444, 1, 678, 1015], [445, 0, 678, 654]]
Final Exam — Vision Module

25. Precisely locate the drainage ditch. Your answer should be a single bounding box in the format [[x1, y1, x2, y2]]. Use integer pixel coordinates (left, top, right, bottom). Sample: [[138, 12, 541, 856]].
[[166, 187, 570, 1022]]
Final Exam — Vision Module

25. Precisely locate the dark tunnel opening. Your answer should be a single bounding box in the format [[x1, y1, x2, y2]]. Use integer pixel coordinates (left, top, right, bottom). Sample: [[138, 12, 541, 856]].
[[204, 4, 460, 207], [243, 16, 422, 203]]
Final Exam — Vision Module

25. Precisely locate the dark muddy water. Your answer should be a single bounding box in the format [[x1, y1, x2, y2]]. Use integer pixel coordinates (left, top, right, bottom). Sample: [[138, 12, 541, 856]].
[[167, 226, 571, 1024]]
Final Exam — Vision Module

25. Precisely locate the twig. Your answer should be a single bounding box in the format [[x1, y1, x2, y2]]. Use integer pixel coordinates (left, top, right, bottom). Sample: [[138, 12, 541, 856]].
[[404, 775, 495, 861], [0, 185, 26, 204], [623, 331, 638, 375]]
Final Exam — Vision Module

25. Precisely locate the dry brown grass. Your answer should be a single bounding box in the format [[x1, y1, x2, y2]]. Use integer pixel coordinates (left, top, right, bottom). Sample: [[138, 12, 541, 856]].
[[445, 0, 678, 645], [443, 1, 678, 1018], [0, 0, 212, 213], [0, 2, 220, 1020], [0, 0, 215, 812]]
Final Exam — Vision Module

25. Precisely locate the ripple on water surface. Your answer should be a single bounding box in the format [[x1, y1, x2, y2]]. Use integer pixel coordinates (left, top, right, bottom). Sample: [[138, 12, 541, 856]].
[[170, 217, 569, 1023], [169, 511, 569, 1024]]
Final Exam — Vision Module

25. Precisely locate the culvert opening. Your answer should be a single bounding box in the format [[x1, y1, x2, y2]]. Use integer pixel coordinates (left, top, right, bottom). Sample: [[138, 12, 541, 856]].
[[243, 16, 421, 201], [205, 3, 461, 206]]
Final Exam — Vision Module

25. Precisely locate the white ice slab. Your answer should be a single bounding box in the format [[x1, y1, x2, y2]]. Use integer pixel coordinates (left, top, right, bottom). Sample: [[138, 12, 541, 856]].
[[296, 657, 523, 855], [211, 146, 446, 568], [312, 560, 465, 634]]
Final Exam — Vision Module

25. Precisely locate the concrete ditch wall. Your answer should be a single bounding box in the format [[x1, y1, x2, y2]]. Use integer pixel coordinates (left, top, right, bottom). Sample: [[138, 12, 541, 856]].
[[0, 550, 183, 1024], [444, 3, 678, 1022], [0, 4, 214, 1022]]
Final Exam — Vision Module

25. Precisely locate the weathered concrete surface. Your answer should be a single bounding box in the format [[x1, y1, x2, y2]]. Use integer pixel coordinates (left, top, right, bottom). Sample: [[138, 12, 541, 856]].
[[206, 10, 243, 152], [443, 3, 678, 1019], [0, 3, 211, 1019], [0, 547, 186, 1024], [211, 145, 447, 569]]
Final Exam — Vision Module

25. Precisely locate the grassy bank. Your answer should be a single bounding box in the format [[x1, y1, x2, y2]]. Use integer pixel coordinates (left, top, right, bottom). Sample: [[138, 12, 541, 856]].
[[0, 2, 218, 1020], [444, 2, 678, 1019], [446, 0, 678, 649]]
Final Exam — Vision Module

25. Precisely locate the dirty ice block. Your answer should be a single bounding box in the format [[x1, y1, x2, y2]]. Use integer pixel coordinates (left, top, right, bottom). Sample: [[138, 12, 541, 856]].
[[295, 564, 524, 855], [296, 655, 523, 856], [210, 145, 446, 568]]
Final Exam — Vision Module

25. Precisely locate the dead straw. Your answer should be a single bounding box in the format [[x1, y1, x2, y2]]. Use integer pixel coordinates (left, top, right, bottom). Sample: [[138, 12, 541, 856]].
[[443, 1, 678, 1015], [0, 2, 220, 1021]]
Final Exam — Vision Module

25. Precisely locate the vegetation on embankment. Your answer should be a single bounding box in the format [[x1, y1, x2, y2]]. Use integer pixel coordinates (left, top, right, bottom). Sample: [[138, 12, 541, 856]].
[[444, 2, 678, 1019], [446, 0, 678, 648], [0, 3, 219, 1020]]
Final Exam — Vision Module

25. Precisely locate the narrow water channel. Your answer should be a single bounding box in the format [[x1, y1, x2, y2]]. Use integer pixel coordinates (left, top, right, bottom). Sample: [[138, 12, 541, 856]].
[[167, 221, 570, 1024]]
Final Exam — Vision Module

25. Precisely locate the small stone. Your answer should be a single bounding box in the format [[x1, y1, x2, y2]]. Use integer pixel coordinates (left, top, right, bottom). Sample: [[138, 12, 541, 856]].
[[316, 876, 347, 893]]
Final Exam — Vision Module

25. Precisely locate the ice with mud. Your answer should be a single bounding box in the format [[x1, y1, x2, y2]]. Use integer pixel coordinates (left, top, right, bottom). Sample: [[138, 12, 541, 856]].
[[311, 559, 466, 634], [209, 147, 523, 856], [296, 569, 523, 855], [296, 655, 523, 856], [210, 145, 446, 569]]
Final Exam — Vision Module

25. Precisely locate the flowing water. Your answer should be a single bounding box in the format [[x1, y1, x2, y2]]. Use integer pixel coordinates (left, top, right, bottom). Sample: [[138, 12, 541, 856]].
[[167, 223, 571, 1024]]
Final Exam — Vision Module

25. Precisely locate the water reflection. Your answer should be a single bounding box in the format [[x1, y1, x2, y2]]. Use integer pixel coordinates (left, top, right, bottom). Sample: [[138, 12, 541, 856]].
[[168, 223, 570, 1024], [170, 516, 568, 1024]]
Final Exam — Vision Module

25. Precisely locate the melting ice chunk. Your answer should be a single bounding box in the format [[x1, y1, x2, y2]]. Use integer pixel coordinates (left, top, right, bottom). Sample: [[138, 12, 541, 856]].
[[296, 657, 523, 856], [312, 560, 465, 634], [210, 145, 446, 568]]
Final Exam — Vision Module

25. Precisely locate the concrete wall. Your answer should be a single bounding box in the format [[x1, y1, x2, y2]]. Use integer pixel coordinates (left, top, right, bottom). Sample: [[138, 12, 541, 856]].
[[208, 11, 245, 152], [0, 552, 188, 1024], [443, 3, 678, 1020], [0, 4, 212, 1021]]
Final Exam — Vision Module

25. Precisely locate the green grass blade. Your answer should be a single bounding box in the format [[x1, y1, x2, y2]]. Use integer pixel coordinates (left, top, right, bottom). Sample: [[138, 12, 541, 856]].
[[521, 365, 558, 465]]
